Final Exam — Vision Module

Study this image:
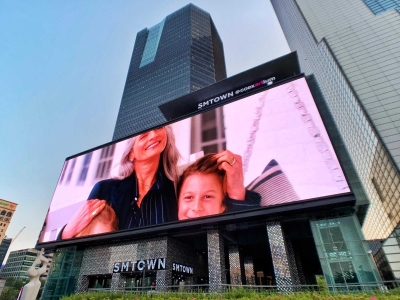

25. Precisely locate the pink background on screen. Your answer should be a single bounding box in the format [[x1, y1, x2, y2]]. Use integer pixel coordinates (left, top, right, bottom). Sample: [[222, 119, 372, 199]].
[[223, 77, 349, 199]]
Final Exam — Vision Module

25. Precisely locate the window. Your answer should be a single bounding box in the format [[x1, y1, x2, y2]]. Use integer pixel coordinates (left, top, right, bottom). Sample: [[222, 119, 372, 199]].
[[96, 145, 116, 179], [78, 152, 93, 185], [363, 0, 400, 14], [140, 18, 166, 67], [191, 107, 226, 155], [59, 160, 69, 185], [65, 158, 76, 185]]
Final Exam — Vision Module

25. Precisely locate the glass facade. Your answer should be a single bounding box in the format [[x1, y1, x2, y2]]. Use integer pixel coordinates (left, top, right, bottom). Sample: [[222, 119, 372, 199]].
[[380, 225, 400, 279], [271, 0, 400, 280], [363, 0, 400, 14], [311, 216, 380, 289], [112, 4, 226, 141], [42, 247, 83, 300], [139, 19, 166, 68], [271, 0, 400, 240], [0, 237, 11, 266]]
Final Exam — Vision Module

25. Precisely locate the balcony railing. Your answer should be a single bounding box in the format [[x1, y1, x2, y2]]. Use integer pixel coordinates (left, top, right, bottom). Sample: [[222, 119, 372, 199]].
[[86, 280, 400, 294]]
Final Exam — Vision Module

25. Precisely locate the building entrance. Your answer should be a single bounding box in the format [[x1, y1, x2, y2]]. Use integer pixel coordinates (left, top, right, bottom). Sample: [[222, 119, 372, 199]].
[[282, 220, 323, 285], [123, 271, 157, 290], [223, 224, 275, 285], [221, 220, 323, 286], [87, 274, 112, 289]]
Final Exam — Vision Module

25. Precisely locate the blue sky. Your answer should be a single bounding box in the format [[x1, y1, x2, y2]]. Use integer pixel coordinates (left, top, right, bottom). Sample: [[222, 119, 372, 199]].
[[0, 0, 289, 254]]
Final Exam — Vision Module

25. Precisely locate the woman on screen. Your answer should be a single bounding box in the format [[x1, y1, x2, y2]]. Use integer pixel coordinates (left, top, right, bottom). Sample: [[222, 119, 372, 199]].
[[60, 127, 259, 239], [177, 153, 261, 220], [61, 126, 180, 239]]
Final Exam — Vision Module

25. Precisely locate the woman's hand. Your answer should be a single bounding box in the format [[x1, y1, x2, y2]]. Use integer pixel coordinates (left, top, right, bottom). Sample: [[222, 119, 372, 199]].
[[61, 199, 106, 239], [214, 150, 246, 200]]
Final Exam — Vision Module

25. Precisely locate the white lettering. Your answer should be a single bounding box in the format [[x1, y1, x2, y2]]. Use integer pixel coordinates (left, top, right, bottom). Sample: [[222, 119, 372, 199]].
[[137, 260, 145, 271], [113, 262, 120, 273], [158, 258, 166, 270], [113, 258, 166, 273], [132, 261, 137, 271], [172, 262, 194, 274], [147, 259, 157, 270], [197, 92, 234, 110], [121, 262, 129, 272]]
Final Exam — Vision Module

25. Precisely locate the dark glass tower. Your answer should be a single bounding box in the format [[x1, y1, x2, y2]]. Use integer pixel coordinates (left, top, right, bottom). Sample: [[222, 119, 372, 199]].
[[112, 4, 226, 141], [0, 237, 11, 266]]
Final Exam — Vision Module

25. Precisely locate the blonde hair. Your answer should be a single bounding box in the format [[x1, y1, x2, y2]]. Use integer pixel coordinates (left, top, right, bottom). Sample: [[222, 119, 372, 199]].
[[75, 204, 118, 237], [115, 126, 180, 184]]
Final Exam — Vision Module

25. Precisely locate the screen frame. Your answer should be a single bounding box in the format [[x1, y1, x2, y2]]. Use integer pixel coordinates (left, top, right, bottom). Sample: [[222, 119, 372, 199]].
[[36, 62, 355, 249], [39, 193, 355, 249]]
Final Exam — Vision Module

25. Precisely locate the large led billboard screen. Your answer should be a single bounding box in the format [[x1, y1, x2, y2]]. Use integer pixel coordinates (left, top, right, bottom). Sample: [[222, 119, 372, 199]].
[[38, 76, 350, 245]]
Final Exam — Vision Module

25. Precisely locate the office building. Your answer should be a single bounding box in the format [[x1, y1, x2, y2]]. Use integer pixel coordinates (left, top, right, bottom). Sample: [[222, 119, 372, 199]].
[[0, 237, 12, 266], [0, 199, 17, 244], [40, 3, 387, 298], [41, 53, 382, 298], [271, 0, 400, 279], [1, 248, 53, 280], [112, 3, 226, 141]]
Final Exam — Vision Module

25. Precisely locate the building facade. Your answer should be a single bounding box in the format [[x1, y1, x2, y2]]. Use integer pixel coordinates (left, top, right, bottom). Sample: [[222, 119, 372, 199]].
[[40, 3, 391, 299], [0, 199, 17, 244], [0, 248, 53, 280], [112, 3, 226, 141], [0, 237, 12, 267], [41, 69, 383, 299], [271, 0, 400, 279]]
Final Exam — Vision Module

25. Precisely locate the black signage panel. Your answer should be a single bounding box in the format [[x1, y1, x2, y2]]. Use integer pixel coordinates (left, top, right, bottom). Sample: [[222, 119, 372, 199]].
[[159, 52, 301, 121]]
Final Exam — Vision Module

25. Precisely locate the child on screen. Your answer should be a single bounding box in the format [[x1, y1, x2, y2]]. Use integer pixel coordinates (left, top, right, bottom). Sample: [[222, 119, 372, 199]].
[[177, 154, 226, 220], [177, 152, 261, 220]]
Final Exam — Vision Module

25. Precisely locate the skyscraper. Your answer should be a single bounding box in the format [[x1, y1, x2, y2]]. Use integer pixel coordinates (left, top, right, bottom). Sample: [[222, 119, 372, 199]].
[[112, 4, 226, 141], [271, 0, 400, 279]]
